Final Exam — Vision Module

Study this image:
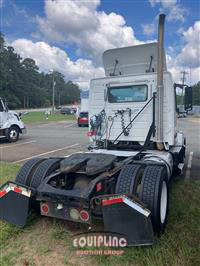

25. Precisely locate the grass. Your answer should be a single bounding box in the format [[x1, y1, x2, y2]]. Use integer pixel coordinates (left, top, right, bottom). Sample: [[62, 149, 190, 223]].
[[0, 162, 200, 266], [86, 180, 200, 266], [21, 111, 75, 124]]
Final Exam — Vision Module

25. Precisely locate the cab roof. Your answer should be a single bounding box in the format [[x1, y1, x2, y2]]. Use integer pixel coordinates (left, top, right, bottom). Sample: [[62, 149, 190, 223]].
[[103, 42, 167, 77]]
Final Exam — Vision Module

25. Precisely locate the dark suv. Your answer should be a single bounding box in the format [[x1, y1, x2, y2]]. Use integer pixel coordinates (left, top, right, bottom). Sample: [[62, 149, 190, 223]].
[[60, 107, 72, 115]]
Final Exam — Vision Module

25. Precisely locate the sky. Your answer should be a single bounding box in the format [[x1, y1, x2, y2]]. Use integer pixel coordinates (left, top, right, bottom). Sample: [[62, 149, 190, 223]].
[[0, 0, 200, 88]]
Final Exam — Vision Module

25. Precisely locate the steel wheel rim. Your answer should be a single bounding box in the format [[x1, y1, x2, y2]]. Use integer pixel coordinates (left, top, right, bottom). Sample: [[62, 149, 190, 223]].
[[160, 181, 167, 224], [10, 129, 17, 140]]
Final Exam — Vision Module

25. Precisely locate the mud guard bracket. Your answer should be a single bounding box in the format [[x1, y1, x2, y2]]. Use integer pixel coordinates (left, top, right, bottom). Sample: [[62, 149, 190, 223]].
[[101, 195, 154, 245], [0, 182, 31, 227]]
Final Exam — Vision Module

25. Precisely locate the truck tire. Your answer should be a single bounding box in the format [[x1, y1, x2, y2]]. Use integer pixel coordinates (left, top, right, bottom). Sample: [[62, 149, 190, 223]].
[[139, 165, 169, 235], [7, 126, 19, 142], [30, 158, 61, 189], [15, 158, 46, 186], [115, 164, 143, 195]]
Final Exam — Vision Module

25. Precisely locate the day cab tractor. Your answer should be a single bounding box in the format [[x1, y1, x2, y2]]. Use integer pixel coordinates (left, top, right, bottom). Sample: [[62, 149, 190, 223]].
[[0, 97, 26, 142], [0, 15, 192, 245]]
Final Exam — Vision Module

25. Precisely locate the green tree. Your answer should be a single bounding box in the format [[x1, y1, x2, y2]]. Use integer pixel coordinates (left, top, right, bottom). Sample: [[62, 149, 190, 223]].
[[0, 32, 81, 108], [192, 82, 200, 105]]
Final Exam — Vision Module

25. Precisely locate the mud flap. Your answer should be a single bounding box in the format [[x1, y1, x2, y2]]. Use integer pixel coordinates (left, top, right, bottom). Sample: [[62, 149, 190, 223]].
[[102, 196, 154, 246], [0, 182, 31, 227]]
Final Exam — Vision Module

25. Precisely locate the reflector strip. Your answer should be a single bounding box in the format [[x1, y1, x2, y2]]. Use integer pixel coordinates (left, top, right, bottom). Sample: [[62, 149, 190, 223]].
[[0, 183, 31, 198], [0, 190, 7, 198], [123, 197, 150, 217], [14, 188, 22, 193], [101, 195, 150, 217], [102, 197, 124, 206]]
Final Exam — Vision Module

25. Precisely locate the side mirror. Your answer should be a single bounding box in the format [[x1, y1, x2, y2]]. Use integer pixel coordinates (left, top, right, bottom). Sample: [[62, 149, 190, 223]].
[[184, 86, 193, 111]]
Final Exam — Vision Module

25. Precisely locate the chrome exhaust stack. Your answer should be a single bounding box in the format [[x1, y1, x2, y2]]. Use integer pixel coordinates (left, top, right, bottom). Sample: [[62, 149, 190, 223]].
[[156, 14, 165, 145]]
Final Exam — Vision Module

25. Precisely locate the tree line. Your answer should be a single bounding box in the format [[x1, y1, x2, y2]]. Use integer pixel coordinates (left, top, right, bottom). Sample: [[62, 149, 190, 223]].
[[176, 82, 200, 106], [0, 32, 80, 109], [0, 32, 199, 109]]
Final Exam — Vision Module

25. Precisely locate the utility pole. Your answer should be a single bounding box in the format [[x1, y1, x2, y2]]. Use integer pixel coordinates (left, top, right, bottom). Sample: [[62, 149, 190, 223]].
[[52, 71, 55, 113], [180, 71, 188, 106], [49, 69, 55, 113]]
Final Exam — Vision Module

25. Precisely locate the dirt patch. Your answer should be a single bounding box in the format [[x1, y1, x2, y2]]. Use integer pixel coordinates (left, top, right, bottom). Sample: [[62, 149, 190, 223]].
[[1, 217, 98, 266]]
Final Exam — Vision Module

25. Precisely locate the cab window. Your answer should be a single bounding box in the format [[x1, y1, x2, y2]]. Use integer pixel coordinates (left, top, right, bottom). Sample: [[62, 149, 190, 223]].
[[108, 84, 148, 103]]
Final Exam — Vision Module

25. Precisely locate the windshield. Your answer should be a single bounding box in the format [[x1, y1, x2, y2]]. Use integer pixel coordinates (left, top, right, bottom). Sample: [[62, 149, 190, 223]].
[[108, 84, 148, 103], [80, 112, 88, 118]]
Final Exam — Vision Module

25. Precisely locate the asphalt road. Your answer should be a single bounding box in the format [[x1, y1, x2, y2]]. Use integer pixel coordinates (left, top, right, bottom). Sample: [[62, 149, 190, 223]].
[[0, 121, 89, 163], [177, 116, 200, 181], [0, 117, 199, 180]]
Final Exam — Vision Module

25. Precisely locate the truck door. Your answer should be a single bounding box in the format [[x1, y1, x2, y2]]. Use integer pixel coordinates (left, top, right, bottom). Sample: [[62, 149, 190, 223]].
[[0, 99, 8, 129]]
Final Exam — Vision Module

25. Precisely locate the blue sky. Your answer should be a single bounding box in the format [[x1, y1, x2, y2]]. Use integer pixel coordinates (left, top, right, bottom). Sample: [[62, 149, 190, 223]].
[[0, 0, 200, 86]]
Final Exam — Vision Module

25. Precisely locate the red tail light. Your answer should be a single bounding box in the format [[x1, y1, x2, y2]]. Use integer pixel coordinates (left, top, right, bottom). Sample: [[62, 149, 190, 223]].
[[96, 182, 102, 192], [41, 203, 49, 214], [80, 210, 89, 222], [87, 130, 96, 136]]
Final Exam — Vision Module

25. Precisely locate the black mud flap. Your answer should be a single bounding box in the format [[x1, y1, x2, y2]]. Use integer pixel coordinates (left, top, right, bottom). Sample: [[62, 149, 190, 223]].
[[0, 182, 31, 227], [101, 195, 154, 246]]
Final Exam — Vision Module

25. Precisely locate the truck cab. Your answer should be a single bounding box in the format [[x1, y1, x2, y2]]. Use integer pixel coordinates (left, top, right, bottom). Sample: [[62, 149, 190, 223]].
[[0, 98, 26, 142], [89, 43, 181, 149]]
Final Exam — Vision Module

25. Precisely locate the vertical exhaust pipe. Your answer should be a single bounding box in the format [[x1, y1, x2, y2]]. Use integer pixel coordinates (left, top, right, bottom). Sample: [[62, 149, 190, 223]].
[[156, 14, 165, 144]]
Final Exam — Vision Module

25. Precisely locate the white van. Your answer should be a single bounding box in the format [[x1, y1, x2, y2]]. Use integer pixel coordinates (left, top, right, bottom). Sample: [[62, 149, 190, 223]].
[[0, 98, 26, 142]]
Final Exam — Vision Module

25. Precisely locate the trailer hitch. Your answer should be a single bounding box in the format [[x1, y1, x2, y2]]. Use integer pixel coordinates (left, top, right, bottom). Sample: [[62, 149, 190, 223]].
[[0, 182, 31, 227]]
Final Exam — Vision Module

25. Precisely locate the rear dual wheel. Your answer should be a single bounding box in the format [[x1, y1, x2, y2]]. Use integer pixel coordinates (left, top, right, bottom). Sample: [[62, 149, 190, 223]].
[[139, 165, 168, 235], [15, 158, 61, 189], [30, 158, 61, 189], [15, 158, 62, 211], [115, 164, 168, 235], [15, 158, 46, 186]]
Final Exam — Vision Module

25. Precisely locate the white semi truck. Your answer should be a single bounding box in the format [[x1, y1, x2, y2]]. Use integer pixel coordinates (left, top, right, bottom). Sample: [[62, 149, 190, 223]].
[[0, 97, 26, 142], [0, 15, 192, 245]]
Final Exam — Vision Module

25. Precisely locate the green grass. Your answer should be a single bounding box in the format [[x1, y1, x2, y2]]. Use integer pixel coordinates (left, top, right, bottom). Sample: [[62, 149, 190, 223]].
[[0, 163, 23, 254], [0, 162, 21, 185], [85, 180, 200, 266], [0, 163, 200, 266], [21, 111, 75, 124]]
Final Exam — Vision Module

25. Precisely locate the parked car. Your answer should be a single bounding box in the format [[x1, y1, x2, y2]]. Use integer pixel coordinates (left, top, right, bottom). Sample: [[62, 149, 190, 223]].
[[60, 107, 71, 115], [71, 107, 77, 114], [77, 111, 89, 127]]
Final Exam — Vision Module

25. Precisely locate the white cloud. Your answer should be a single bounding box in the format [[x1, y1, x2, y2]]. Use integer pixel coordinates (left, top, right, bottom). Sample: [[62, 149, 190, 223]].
[[0, 0, 3, 8], [176, 21, 200, 68], [167, 21, 200, 84], [149, 0, 187, 22], [37, 0, 145, 64], [11, 39, 104, 88], [142, 23, 155, 35]]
